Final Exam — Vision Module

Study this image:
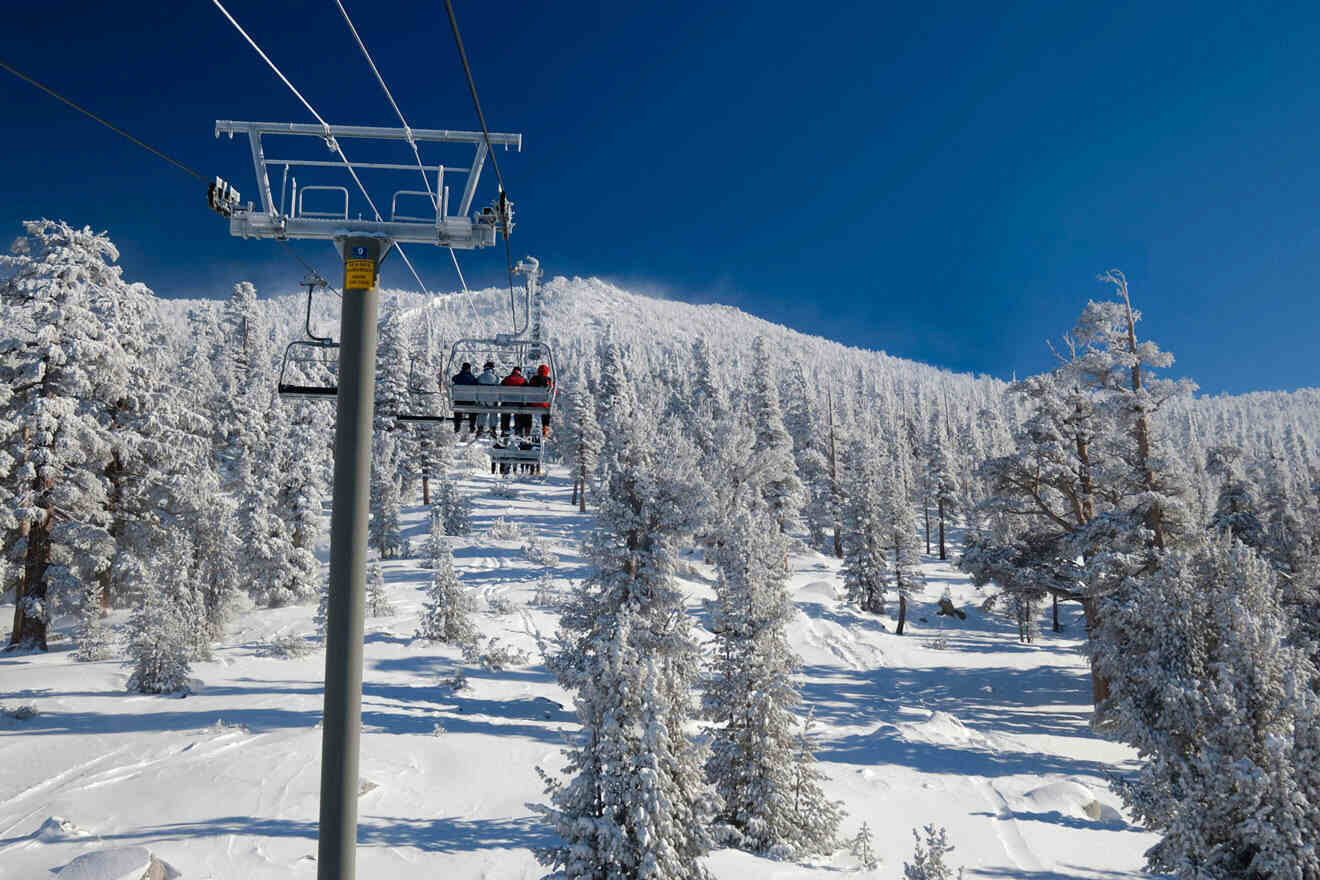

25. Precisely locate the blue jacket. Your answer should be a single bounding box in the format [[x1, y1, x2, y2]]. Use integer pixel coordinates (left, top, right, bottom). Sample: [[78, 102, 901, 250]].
[[452, 368, 478, 385]]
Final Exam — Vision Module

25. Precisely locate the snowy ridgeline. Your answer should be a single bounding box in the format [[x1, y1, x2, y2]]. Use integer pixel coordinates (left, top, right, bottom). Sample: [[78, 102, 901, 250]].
[[2, 221, 1320, 879]]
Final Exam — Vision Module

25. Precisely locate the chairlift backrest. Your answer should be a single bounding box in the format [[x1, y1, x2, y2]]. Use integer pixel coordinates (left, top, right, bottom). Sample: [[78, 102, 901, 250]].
[[278, 339, 339, 400]]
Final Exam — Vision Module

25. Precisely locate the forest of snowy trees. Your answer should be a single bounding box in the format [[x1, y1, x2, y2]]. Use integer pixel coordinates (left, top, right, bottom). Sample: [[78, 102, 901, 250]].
[[3, 220, 1320, 877]]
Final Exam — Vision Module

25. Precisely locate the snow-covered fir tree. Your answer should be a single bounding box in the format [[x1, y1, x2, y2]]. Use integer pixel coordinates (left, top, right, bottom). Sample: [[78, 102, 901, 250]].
[[434, 474, 472, 537], [415, 537, 476, 645], [564, 379, 604, 513], [1205, 445, 1265, 550], [217, 282, 299, 608], [750, 336, 806, 533], [369, 430, 406, 559], [420, 507, 447, 569], [535, 393, 720, 879], [925, 409, 961, 561], [705, 500, 841, 857], [886, 442, 926, 635], [366, 560, 393, 617], [841, 441, 891, 616], [374, 298, 417, 495], [125, 543, 197, 694], [0, 221, 140, 650], [904, 825, 963, 880], [73, 578, 112, 661], [1097, 534, 1319, 879]]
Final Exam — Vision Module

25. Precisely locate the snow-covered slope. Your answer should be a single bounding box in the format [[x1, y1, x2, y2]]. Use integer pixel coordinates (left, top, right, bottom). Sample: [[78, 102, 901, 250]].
[[0, 463, 1160, 879]]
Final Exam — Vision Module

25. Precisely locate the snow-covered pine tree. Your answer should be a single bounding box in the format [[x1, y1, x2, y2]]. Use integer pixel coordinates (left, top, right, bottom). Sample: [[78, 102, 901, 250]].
[[886, 442, 926, 635], [435, 474, 471, 537], [705, 499, 841, 857], [374, 299, 416, 495], [1097, 534, 1320, 879], [217, 282, 296, 608], [73, 578, 112, 661], [782, 362, 837, 553], [369, 430, 405, 559], [269, 400, 326, 604], [415, 537, 476, 645], [410, 307, 447, 504], [0, 221, 136, 650], [125, 543, 197, 694], [564, 378, 603, 513], [1069, 272, 1198, 708], [926, 408, 961, 561], [420, 507, 446, 569], [535, 392, 720, 880], [366, 560, 393, 617], [1205, 445, 1265, 550], [841, 441, 891, 616], [750, 336, 806, 533], [904, 825, 963, 880]]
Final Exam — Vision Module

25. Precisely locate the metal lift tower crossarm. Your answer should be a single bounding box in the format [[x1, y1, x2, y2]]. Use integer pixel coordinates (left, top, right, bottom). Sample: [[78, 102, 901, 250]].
[[215, 120, 521, 247]]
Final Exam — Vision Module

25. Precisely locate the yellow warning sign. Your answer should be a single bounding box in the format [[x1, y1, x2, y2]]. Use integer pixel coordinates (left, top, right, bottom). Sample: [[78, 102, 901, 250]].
[[344, 259, 375, 290]]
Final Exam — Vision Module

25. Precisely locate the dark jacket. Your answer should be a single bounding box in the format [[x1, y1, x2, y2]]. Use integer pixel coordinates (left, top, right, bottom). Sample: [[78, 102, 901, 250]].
[[452, 368, 478, 385]]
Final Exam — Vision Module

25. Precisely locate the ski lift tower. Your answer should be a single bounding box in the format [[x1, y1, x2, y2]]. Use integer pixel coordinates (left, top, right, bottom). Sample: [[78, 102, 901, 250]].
[[212, 120, 520, 880]]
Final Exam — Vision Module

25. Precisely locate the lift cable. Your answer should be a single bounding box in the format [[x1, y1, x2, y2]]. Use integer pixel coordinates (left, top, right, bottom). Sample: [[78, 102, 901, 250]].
[[332, 0, 469, 295], [442, 0, 520, 334], [277, 238, 341, 299], [1, 57, 342, 301], [1, 59, 207, 183], [210, 0, 433, 297]]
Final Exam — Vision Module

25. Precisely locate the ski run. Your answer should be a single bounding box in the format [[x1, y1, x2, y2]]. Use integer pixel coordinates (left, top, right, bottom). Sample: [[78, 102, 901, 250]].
[[4, 466, 1156, 879]]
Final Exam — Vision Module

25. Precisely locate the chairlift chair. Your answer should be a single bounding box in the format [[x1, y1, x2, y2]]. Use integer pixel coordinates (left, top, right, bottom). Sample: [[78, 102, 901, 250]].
[[278, 339, 339, 399], [277, 274, 339, 400], [395, 353, 451, 422], [444, 337, 558, 416], [488, 433, 545, 477]]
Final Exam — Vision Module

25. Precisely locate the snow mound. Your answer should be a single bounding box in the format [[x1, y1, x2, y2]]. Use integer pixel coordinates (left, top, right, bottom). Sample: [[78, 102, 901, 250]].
[[795, 580, 839, 602], [55, 846, 179, 880], [1022, 780, 1124, 824], [894, 710, 985, 746]]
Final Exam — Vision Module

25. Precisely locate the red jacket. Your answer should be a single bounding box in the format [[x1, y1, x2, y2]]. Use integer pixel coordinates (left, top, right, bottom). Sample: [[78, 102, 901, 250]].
[[501, 371, 526, 386], [527, 366, 552, 407]]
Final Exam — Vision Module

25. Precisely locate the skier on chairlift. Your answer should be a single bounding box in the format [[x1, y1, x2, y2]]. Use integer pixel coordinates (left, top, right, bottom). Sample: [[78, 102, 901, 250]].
[[476, 360, 500, 437], [450, 361, 479, 434], [500, 366, 528, 437], [528, 363, 553, 438]]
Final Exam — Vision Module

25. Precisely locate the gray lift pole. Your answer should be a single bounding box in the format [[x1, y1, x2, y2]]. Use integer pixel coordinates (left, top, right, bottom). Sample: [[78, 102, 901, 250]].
[[318, 235, 389, 880], [213, 119, 520, 880]]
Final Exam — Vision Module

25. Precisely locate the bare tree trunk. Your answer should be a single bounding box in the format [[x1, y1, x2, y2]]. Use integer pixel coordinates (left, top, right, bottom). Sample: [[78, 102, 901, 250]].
[[1052, 591, 1060, 632], [1081, 596, 1109, 705], [923, 503, 931, 555], [1110, 272, 1165, 551], [937, 496, 947, 561], [827, 391, 843, 559], [896, 594, 907, 635], [7, 529, 28, 647], [16, 503, 52, 650]]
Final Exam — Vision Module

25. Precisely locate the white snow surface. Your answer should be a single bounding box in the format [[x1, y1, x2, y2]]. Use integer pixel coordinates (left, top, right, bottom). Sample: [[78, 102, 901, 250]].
[[1, 466, 1160, 879]]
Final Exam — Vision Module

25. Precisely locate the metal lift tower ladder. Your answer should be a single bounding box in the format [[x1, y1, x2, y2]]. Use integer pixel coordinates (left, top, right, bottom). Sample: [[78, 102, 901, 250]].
[[213, 119, 520, 880]]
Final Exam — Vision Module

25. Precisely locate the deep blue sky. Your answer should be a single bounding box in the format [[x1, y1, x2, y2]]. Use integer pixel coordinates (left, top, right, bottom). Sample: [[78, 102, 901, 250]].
[[4, 1, 1318, 394]]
